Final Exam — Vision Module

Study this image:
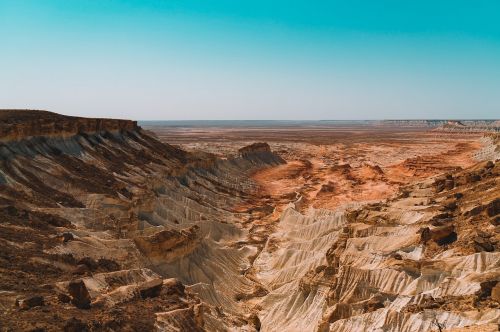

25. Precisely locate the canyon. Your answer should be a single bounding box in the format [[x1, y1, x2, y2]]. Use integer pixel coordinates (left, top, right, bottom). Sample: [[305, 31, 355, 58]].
[[1, 110, 499, 331]]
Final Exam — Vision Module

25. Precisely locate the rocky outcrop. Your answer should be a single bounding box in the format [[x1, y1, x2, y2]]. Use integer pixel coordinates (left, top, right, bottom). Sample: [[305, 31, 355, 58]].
[[376, 119, 499, 131], [239, 142, 286, 165], [68, 280, 91, 309], [0, 109, 137, 142], [133, 226, 200, 264], [475, 134, 500, 161], [369, 119, 500, 138], [433, 120, 500, 133], [17, 295, 44, 310]]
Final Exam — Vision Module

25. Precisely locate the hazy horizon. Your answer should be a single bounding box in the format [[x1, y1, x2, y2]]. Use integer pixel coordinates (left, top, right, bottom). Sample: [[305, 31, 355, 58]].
[[1, 1, 500, 120], [139, 119, 499, 123]]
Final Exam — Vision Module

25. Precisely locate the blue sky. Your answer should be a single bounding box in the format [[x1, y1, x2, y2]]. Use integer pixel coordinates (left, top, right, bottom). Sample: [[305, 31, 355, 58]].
[[1, 0, 499, 120]]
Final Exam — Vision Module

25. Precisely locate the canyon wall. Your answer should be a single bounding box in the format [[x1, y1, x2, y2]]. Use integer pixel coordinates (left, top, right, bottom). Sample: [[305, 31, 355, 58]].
[[0, 110, 138, 141], [0, 110, 282, 330]]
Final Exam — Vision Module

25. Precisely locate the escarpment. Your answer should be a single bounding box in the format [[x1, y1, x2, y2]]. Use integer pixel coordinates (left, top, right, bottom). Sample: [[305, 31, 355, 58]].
[[0, 110, 283, 331], [0, 110, 138, 141], [1, 110, 498, 332], [238, 142, 286, 165]]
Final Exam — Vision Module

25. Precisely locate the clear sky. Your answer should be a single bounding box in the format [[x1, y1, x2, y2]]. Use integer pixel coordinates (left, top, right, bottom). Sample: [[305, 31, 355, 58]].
[[1, 0, 499, 120]]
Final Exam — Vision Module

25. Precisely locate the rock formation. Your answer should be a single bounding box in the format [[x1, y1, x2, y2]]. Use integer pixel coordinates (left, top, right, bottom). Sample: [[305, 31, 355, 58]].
[[0, 109, 137, 141], [0, 110, 498, 331], [238, 142, 286, 165], [0, 110, 281, 330]]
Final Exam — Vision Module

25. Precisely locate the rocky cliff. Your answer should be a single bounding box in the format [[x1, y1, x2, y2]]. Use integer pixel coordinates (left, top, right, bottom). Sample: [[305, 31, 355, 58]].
[[0, 110, 138, 141], [433, 121, 500, 133], [238, 142, 286, 165], [0, 110, 281, 331], [377, 119, 499, 130]]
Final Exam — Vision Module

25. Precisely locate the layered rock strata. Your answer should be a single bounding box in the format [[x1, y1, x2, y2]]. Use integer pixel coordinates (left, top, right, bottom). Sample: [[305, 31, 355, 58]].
[[0, 110, 282, 330], [248, 160, 499, 331], [0, 110, 498, 331]]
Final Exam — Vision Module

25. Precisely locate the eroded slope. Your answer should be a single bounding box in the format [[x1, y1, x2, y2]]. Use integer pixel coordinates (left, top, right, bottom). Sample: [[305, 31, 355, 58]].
[[248, 160, 499, 331], [1, 111, 498, 332], [0, 111, 282, 331]]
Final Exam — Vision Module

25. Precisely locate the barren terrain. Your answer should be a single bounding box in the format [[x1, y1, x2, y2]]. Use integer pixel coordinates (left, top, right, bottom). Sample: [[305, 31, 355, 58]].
[[146, 125, 483, 210], [1, 112, 499, 331]]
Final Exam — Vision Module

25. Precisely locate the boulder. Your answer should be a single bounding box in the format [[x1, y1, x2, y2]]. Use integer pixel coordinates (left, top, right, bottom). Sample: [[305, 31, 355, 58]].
[[420, 225, 457, 246], [68, 280, 91, 309], [474, 237, 494, 252], [77, 257, 98, 270], [419, 227, 431, 243], [163, 278, 185, 296], [399, 190, 411, 198], [393, 259, 421, 278], [138, 278, 163, 299], [18, 295, 44, 310], [433, 176, 447, 192], [477, 280, 498, 300], [442, 201, 457, 211], [280, 192, 297, 200], [444, 179, 455, 190], [435, 212, 452, 219], [486, 198, 500, 217], [433, 226, 457, 245], [466, 173, 481, 183], [466, 205, 484, 217], [248, 204, 274, 216], [60, 232, 74, 243], [435, 183, 445, 193]]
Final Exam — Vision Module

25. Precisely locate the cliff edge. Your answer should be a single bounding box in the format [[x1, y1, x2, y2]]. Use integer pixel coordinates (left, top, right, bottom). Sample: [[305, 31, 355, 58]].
[[0, 109, 137, 141]]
